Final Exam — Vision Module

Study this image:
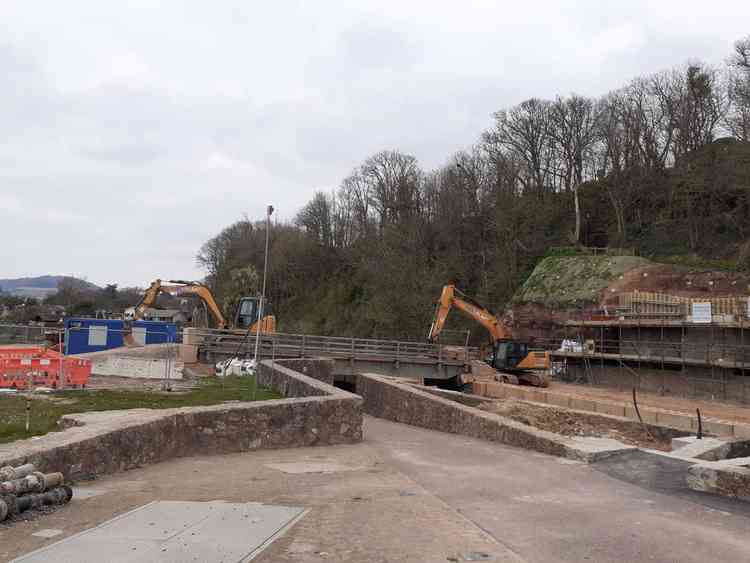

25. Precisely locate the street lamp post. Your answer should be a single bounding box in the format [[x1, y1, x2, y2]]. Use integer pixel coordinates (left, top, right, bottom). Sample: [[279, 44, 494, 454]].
[[253, 205, 274, 369]]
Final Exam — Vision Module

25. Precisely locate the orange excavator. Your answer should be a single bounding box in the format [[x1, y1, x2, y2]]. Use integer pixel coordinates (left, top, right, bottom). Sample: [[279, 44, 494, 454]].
[[428, 284, 550, 387], [132, 279, 275, 333]]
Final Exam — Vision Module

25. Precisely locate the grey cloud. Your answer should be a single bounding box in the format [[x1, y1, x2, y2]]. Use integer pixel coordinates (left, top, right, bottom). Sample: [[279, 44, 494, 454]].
[[78, 144, 166, 165], [0, 1, 749, 286], [338, 19, 421, 70]]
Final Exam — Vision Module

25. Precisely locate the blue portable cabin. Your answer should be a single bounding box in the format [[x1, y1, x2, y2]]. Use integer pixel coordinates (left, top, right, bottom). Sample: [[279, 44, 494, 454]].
[[134, 320, 178, 345], [64, 318, 177, 355]]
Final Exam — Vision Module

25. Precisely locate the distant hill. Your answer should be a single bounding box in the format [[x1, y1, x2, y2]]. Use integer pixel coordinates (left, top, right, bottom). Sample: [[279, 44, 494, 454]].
[[0, 276, 99, 298]]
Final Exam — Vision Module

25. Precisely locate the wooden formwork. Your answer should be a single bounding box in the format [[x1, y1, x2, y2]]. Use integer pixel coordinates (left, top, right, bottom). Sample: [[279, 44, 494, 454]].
[[618, 291, 750, 320]]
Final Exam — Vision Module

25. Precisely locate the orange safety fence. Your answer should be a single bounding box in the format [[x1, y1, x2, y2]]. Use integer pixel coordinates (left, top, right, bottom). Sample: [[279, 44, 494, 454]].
[[0, 347, 91, 390]]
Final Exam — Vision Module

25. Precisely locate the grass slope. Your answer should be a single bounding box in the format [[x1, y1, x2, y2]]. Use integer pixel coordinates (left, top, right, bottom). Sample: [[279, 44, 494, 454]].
[[514, 255, 649, 307]]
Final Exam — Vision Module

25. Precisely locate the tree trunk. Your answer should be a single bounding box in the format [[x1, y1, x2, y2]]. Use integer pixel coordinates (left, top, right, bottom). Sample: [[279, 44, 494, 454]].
[[573, 185, 581, 243]]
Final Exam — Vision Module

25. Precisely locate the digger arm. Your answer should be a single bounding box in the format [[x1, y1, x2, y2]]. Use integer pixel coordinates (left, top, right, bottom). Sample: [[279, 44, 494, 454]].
[[428, 284, 512, 342], [133, 279, 229, 329], [133, 280, 163, 321]]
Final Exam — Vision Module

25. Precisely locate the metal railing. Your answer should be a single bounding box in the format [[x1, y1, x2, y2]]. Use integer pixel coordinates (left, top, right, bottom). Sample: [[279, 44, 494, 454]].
[[186, 327, 478, 364]]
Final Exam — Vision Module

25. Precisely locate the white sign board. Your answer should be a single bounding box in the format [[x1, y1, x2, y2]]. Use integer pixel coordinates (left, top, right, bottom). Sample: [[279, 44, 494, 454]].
[[132, 327, 147, 346], [691, 302, 712, 324], [88, 325, 108, 346]]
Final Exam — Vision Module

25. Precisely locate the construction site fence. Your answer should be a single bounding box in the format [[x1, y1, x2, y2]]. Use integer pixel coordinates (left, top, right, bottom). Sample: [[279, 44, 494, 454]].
[[186, 328, 480, 364], [0, 323, 53, 346], [618, 291, 750, 320], [0, 323, 179, 390]]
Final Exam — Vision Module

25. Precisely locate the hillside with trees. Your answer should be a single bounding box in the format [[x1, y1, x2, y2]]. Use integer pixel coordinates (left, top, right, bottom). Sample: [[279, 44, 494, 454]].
[[198, 37, 750, 341]]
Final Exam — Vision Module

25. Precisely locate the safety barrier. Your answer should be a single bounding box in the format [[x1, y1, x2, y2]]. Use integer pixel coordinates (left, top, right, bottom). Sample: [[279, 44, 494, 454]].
[[0, 347, 91, 390]]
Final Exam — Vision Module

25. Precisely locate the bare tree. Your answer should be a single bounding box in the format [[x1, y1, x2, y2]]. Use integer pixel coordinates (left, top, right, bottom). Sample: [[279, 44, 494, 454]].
[[594, 91, 646, 240], [339, 170, 373, 241], [549, 95, 599, 242], [652, 64, 727, 161], [726, 36, 750, 141], [485, 99, 555, 195], [360, 150, 423, 230]]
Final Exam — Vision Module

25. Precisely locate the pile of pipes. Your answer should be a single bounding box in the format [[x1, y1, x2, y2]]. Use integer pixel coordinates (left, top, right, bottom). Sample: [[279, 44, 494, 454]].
[[0, 463, 73, 523]]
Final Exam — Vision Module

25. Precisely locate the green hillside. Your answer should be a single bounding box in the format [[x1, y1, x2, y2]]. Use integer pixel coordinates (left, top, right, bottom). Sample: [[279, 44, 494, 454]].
[[513, 255, 649, 307]]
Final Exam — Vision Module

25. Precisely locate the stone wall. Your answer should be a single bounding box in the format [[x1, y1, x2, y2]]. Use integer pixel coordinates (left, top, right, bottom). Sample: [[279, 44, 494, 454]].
[[264, 358, 335, 388], [356, 373, 634, 462], [687, 459, 750, 500], [0, 359, 362, 480]]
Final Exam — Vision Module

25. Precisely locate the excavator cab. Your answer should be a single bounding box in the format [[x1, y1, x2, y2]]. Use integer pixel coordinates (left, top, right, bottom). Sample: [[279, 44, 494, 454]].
[[235, 297, 260, 329], [234, 297, 276, 333], [491, 341, 529, 371]]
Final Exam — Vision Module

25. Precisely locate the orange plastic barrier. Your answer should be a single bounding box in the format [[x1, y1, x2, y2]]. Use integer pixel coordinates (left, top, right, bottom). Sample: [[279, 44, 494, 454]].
[[0, 347, 91, 390]]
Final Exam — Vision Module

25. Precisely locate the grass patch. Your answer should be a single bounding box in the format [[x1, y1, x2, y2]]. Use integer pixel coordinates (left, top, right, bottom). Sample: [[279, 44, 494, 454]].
[[0, 376, 281, 445], [513, 255, 649, 307]]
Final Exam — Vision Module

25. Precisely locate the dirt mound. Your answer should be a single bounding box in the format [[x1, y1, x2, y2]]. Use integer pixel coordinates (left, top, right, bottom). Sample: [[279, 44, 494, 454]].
[[600, 263, 750, 307]]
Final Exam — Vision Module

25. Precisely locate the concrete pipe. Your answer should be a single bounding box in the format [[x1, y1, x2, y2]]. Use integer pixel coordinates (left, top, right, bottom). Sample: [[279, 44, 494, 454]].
[[0, 472, 62, 495], [35, 472, 64, 491], [0, 478, 25, 495], [0, 475, 40, 495], [1, 494, 19, 517], [0, 464, 36, 482], [14, 486, 73, 514]]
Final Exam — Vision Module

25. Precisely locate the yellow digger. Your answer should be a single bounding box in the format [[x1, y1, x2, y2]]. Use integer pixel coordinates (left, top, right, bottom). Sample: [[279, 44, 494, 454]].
[[132, 279, 275, 333], [428, 284, 550, 387]]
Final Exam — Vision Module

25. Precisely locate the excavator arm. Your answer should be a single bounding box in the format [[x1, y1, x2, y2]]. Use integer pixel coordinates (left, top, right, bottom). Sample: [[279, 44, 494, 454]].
[[428, 284, 550, 387], [428, 285, 511, 343], [134, 279, 229, 329]]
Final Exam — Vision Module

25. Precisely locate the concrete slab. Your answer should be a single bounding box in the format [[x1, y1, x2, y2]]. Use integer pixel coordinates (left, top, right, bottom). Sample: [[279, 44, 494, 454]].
[[565, 436, 637, 462], [12, 501, 305, 563], [70, 487, 107, 500], [30, 530, 63, 539], [265, 462, 361, 474], [695, 456, 750, 468], [670, 436, 730, 460]]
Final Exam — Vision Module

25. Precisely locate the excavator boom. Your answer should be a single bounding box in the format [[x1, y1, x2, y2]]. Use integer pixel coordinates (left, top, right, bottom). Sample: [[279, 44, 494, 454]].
[[428, 285, 511, 343], [133, 278, 276, 334], [134, 279, 229, 328]]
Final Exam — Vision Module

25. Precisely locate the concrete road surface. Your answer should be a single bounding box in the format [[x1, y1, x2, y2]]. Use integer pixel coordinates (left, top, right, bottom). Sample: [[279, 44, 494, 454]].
[[365, 417, 750, 563], [2, 416, 749, 562]]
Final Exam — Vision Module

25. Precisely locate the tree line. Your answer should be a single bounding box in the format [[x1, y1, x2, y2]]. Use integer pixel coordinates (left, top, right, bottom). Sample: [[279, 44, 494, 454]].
[[198, 37, 750, 340]]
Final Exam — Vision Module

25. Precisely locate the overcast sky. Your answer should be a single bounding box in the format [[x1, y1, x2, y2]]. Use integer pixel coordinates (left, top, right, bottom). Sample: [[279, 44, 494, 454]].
[[2, 1, 748, 287]]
